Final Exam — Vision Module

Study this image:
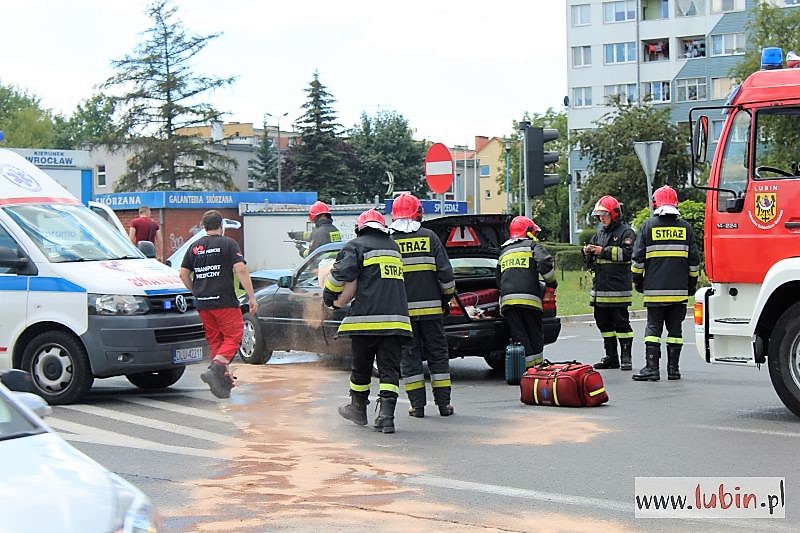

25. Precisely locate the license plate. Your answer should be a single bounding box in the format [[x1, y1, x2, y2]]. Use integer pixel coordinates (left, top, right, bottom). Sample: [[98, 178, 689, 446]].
[[173, 345, 204, 364]]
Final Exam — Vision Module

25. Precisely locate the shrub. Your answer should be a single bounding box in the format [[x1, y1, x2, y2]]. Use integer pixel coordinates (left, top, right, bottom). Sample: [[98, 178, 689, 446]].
[[556, 249, 586, 271]]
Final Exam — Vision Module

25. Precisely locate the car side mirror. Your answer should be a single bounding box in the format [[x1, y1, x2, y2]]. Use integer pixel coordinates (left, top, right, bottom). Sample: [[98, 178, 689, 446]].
[[1, 369, 34, 392], [278, 275, 293, 288], [137, 240, 156, 258]]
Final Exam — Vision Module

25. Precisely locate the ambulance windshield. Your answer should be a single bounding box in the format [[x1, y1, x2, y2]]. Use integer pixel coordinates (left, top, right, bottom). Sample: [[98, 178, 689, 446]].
[[5, 204, 143, 263]]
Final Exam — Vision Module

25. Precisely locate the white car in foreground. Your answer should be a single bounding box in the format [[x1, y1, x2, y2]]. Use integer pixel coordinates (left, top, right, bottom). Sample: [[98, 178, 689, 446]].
[[0, 371, 159, 532]]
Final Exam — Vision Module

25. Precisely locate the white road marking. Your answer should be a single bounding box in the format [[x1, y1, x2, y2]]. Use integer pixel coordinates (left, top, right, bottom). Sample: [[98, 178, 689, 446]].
[[688, 424, 800, 438], [120, 397, 230, 422], [47, 419, 222, 459], [60, 404, 233, 444]]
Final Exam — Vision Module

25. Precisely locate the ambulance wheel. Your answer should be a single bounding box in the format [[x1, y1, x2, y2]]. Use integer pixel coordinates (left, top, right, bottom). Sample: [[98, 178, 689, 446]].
[[238, 312, 272, 364], [484, 353, 505, 371], [21, 331, 93, 405], [126, 367, 185, 389], [767, 303, 800, 417]]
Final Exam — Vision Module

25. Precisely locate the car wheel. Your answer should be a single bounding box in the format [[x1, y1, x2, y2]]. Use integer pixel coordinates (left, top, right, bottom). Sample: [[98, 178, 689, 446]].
[[768, 303, 800, 417], [21, 331, 93, 405], [126, 367, 186, 389], [483, 353, 505, 371], [238, 312, 273, 364]]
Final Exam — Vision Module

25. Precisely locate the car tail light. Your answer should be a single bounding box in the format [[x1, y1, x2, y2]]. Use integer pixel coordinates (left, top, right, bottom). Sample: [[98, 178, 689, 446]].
[[693, 301, 703, 325], [542, 286, 556, 312]]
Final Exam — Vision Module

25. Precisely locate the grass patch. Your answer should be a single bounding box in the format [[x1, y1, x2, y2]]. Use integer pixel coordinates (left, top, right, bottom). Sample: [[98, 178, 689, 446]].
[[555, 269, 645, 317]]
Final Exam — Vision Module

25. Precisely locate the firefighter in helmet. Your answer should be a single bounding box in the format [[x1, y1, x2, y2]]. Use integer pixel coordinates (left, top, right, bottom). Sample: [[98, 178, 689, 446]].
[[631, 185, 700, 381], [496, 216, 557, 369], [288, 201, 342, 257], [583, 195, 636, 371], [323, 209, 412, 433], [389, 193, 456, 417]]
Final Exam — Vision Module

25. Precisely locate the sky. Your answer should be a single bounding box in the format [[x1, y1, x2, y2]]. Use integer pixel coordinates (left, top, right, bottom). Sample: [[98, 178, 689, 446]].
[[1, 1, 567, 149]]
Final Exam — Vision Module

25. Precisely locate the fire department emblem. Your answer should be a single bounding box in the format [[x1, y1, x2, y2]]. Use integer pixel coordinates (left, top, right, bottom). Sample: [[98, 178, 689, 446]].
[[755, 193, 777, 224]]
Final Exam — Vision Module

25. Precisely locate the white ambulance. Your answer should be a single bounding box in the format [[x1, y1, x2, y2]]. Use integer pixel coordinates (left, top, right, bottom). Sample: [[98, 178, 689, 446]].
[[0, 148, 207, 404]]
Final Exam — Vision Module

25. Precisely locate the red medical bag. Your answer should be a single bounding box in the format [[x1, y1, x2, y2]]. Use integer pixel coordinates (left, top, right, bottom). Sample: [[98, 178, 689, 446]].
[[519, 361, 608, 407]]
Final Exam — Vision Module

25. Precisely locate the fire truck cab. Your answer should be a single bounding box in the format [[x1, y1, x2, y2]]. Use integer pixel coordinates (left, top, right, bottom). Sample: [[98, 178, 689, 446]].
[[691, 47, 800, 417]]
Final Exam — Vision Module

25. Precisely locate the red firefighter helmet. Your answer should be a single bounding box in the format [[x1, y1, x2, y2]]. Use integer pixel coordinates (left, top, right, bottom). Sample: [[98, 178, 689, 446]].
[[308, 201, 331, 222], [509, 216, 540, 239], [653, 185, 678, 208], [591, 195, 622, 222], [391, 193, 422, 220], [356, 209, 387, 233]]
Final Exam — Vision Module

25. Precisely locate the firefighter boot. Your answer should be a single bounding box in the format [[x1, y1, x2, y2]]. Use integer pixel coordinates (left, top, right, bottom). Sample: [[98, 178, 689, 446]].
[[667, 345, 682, 380], [594, 337, 620, 369], [632, 345, 661, 382], [619, 337, 633, 371], [433, 386, 454, 416], [374, 396, 397, 434], [338, 392, 369, 426], [407, 388, 425, 418]]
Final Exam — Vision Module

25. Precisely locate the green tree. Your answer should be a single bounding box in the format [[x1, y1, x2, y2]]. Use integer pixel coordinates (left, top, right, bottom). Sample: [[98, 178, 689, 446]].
[[102, 0, 236, 191], [0, 83, 56, 147], [730, 3, 800, 83], [348, 110, 427, 201], [283, 71, 356, 202], [249, 123, 279, 190], [572, 97, 697, 221], [52, 94, 118, 149]]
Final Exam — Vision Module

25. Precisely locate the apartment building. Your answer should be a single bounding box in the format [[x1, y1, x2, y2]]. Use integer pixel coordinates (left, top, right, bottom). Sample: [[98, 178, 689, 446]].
[[565, 0, 797, 242]]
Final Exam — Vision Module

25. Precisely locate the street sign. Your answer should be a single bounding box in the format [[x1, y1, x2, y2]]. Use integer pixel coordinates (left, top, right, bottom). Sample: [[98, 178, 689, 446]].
[[634, 141, 663, 215], [424, 143, 454, 194]]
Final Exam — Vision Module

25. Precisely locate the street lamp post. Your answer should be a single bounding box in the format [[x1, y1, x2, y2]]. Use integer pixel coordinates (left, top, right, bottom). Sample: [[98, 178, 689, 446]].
[[504, 139, 511, 213], [265, 111, 289, 191]]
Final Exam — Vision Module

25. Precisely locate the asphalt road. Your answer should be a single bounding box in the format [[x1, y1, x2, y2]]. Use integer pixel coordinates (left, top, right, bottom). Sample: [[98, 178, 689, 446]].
[[50, 316, 800, 532]]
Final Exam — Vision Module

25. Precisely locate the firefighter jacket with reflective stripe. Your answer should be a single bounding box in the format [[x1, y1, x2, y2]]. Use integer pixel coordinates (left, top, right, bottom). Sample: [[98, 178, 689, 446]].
[[495, 237, 555, 312], [588, 220, 635, 307], [323, 229, 412, 337], [391, 226, 456, 320], [631, 214, 700, 307], [305, 218, 341, 256]]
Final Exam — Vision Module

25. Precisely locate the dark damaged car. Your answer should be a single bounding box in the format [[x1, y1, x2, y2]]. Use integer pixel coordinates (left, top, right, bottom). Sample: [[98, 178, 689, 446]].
[[238, 214, 560, 370]]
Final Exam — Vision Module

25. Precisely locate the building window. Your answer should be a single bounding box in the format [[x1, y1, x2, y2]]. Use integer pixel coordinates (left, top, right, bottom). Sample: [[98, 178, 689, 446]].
[[195, 159, 204, 167], [643, 39, 670, 62], [571, 3, 591, 25], [678, 36, 706, 59], [711, 0, 743, 12], [675, 77, 707, 102], [604, 83, 638, 104], [484, 189, 492, 199], [642, 81, 671, 103], [712, 119, 725, 142], [641, 0, 669, 20], [676, 0, 705, 16], [480, 164, 490, 177], [603, 0, 636, 22], [96, 165, 106, 187], [572, 46, 592, 68], [710, 33, 745, 56], [604, 42, 636, 64], [711, 77, 736, 100], [573, 87, 593, 108]]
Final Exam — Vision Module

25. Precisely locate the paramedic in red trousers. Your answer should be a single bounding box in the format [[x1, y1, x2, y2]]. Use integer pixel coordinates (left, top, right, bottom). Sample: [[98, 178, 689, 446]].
[[496, 216, 557, 369], [389, 193, 456, 418], [583, 195, 636, 371], [287, 201, 342, 257], [323, 209, 412, 434], [179, 210, 257, 398], [631, 185, 700, 381]]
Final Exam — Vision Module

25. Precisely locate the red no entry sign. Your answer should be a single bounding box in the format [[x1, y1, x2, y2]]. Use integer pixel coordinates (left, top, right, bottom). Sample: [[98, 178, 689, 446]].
[[424, 143, 454, 194]]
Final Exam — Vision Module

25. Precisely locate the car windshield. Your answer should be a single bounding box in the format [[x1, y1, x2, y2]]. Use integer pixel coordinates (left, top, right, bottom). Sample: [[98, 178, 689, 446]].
[[4, 204, 142, 263], [296, 249, 341, 288], [450, 257, 497, 278], [0, 389, 45, 441]]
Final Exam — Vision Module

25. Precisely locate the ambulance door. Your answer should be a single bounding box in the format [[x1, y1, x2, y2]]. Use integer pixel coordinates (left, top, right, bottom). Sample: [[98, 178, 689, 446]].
[[0, 224, 31, 370]]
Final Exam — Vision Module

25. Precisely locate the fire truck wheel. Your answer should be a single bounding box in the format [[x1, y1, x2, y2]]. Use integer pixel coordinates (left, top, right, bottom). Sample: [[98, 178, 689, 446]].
[[767, 304, 800, 417]]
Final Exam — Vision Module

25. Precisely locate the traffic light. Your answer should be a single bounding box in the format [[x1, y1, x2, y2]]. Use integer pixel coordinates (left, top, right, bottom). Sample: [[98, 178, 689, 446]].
[[525, 126, 560, 197]]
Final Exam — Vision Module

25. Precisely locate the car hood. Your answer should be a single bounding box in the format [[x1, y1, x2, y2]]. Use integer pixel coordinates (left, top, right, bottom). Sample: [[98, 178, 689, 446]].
[[423, 214, 512, 259], [1, 432, 116, 532]]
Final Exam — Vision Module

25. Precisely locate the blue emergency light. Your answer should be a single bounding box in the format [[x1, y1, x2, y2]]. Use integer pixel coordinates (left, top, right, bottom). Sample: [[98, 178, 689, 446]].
[[761, 47, 783, 70]]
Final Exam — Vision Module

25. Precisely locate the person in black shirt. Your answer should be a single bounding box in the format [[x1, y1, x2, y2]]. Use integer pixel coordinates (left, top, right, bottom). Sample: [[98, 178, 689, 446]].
[[180, 210, 257, 398]]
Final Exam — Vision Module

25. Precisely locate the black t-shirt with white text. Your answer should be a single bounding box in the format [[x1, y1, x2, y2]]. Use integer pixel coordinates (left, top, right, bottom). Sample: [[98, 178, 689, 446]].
[[181, 234, 244, 309]]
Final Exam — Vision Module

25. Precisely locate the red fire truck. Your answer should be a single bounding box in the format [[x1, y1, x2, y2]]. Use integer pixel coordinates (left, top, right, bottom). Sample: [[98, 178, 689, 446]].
[[691, 47, 800, 417]]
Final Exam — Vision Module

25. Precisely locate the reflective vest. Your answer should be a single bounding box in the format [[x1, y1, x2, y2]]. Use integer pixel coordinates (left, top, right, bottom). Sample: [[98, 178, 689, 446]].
[[496, 237, 555, 312], [391, 226, 456, 320], [323, 229, 412, 337], [588, 220, 635, 307], [631, 215, 700, 306]]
